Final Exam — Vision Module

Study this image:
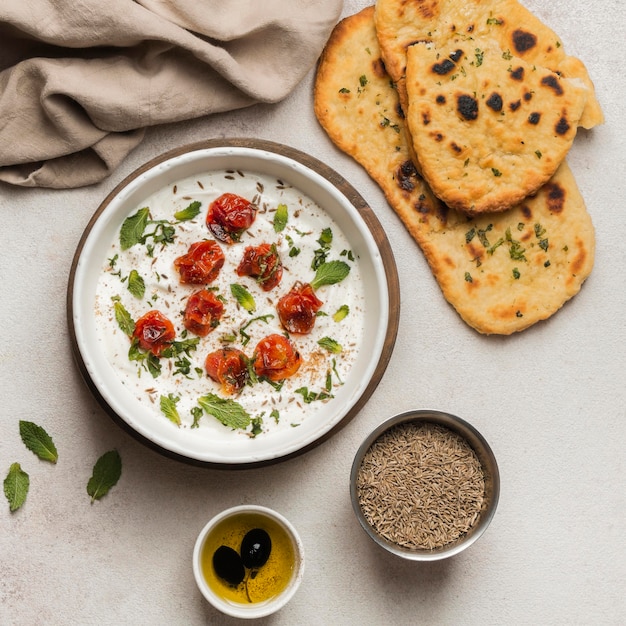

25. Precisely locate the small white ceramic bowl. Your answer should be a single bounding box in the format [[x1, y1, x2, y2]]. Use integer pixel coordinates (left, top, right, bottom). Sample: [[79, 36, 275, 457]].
[[192, 505, 304, 619], [350, 410, 500, 561]]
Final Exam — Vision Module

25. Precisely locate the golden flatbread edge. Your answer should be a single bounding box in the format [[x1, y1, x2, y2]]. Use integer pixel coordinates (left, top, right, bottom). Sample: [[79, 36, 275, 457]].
[[313, 6, 595, 335]]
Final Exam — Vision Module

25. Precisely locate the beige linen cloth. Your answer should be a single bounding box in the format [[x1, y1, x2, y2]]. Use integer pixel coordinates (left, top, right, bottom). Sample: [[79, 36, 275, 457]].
[[0, 0, 342, 188]]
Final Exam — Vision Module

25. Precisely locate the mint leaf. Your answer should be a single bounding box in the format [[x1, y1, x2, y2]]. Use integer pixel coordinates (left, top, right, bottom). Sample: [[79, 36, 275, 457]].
[[317, 337, 342, 354], [120, 207, 150, 250], [160, 394, 181, 426], [174, 200, 201, 222], [19, 420, 58, 463], [4, 463, 29, 512], [230, 283, 256, 313], [87, 450, 122, 503], [127, 269, 145, 299], [113, 299, 135, 336], [273, 203, 288, 232], [310, 260, 351, 290], [197, 394, 251, 430], [332, 305, 349, 322]]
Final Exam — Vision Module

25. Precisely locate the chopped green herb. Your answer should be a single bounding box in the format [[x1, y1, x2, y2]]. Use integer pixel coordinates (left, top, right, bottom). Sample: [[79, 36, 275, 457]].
[[505, 227, 527, 261], [487, 237, 505, 255], [246, 417, 262, 437], [535, 150, 542, 159], [464, 272, 473, 283], [359, 75, 368, 87], [491, 167, 502, 177], [120, 207, 150, 250], [312, 227, 333, 270], [339, 87, 350, 94], [512, 268, 521, 279], [475, 48, 484, 67], [295, 386, 333, 404], [239, 314, 274, 346]]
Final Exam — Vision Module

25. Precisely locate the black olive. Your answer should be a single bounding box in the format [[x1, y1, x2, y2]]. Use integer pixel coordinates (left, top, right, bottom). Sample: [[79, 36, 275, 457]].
[[213, 545, 245, 586], [240, 528, 272, 569]]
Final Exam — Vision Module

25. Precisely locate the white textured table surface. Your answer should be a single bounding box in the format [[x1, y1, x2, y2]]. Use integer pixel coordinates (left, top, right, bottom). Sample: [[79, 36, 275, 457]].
[[1, 1, 624, 624]]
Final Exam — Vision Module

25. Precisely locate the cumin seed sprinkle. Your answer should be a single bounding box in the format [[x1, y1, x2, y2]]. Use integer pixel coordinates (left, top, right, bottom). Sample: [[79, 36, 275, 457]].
[[356, 422, 485, 550]]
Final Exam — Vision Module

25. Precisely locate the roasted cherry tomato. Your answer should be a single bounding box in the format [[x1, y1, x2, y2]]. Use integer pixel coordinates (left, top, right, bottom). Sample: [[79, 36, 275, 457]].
[[205, 347, 249, 395], [206, 193, 257, 244], [132, 310, 175, 356], [173, 240, 225, 285], [276, 282, 324, 334], [183, 289, 225, 337], [253, 334, 302, 382], [236, 243, 283, 291]]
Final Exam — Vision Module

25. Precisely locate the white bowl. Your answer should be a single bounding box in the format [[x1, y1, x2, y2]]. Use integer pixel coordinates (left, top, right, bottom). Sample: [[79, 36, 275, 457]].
[[192, 505, 304, 619], [68, 139, 399, 467]]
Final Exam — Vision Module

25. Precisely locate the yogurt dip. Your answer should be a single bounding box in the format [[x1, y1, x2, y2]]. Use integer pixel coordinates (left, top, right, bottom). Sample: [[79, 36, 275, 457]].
[[94, 168, 365, 439]]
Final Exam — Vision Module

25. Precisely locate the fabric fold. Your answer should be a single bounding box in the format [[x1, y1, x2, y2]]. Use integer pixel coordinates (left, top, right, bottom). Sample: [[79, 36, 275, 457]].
[[0, 0, 343, 188]]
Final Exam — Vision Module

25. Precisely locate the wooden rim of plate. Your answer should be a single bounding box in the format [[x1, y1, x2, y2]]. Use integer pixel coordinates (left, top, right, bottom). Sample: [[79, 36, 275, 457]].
[[67, 138, 400, 468]]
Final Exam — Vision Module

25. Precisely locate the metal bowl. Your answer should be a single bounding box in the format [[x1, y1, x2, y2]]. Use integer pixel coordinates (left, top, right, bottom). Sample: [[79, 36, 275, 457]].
[[350, 409, 500, 561]]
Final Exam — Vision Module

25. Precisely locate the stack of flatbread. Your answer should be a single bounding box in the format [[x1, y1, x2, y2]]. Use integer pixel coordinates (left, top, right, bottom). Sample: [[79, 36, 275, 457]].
[[314, 2, 602, 335]]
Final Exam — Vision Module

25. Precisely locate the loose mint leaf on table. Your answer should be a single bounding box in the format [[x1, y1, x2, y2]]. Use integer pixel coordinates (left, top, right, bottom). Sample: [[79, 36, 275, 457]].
[[120, 207, 150, 249], [4, 463, 29, 512], [174, 200, 201, 222], [310, 260, 351, 290], [197, 394, 251, 430], [19, 420, 58, 463], [87, 450, 122, 503]]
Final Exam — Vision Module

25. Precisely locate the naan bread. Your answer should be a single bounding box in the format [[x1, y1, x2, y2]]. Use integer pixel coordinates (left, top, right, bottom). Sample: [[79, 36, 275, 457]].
[[314, 6, 595, 335], [374, 0, 604, 130], [404, 37, 588, 214]]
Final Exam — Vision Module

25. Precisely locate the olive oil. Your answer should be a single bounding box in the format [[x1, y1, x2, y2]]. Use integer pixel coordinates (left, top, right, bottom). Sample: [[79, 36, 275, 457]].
[[200, 511, 296, 604]]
